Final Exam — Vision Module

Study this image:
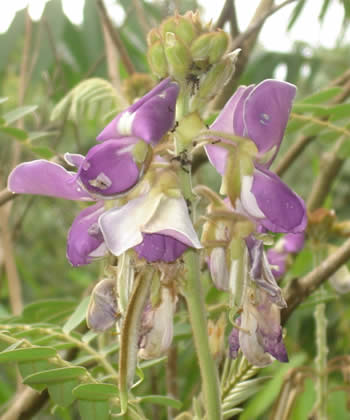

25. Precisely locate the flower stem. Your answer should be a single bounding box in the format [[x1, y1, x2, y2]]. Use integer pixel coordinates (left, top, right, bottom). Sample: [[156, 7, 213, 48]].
[[314, 299, 328, 420], [183, 249, 222, 420]]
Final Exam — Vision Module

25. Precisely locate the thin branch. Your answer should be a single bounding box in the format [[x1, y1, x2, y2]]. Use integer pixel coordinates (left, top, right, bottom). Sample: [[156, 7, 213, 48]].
[[0, 189, 16, 207], [215, 0, 239, 38], [96, 0, 135, 76], [131, 0, 151, 37], [0, 388, 49, 420], [306, 136, 345, 211], [282, 237, 350, 322]]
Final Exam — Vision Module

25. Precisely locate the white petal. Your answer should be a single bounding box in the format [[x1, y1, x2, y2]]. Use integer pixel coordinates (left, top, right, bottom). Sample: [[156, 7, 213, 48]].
[[240, 175, 265, 219], [210, 247, 229, 290], [143, 196, 202, 248], [117, 111, 136, 135], [98, 194, 162, 256]]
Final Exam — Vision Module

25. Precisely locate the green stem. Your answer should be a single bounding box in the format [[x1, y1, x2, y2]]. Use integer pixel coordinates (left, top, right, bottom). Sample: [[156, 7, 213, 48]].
[[314, 299, 328, 420], [183, 249, 222, 420]]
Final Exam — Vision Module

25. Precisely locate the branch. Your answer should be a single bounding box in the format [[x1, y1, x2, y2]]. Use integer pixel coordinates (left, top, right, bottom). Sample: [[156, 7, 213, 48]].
[[282, 237, 350, 322], [0, 388, 49, 420], [0, 189, 16, 207], [215, 0, 239, 38], [96, 0, 135, 76], [306, 136, 345, 211]]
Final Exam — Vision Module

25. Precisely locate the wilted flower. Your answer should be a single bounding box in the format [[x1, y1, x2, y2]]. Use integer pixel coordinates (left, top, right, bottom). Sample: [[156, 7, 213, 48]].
[[87, 278, 119, 332], [229, 287, 288, 367], [205, 79, 307, 234], [138, 287, 177, 359]]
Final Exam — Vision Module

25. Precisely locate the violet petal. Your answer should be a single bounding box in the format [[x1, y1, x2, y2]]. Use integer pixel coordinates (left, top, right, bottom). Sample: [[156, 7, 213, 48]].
[[77, 138, 141, 197], [67, 202, 107, 266], [244, 79, 296, 167], [248, 166, 307, 233], [134, 233, 188, 263], [8, 160, 92, 201]]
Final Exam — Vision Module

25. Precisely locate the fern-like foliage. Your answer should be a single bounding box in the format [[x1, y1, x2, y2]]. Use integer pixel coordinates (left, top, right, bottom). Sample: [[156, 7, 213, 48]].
[[51, 78, 123, 124]]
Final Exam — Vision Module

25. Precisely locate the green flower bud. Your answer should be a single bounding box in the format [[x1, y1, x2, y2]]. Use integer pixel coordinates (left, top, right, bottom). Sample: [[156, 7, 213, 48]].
[[191, 31, 230, 65], [147, 40, 168, 79], [174, 15, 198, 46], [163, 32, 192, 80], [147, 28, 161, 46]]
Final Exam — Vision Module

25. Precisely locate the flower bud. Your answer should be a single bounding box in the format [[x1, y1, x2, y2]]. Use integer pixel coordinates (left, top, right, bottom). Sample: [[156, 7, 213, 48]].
[[164, 32, 192, 80], [87, 278, 119, 332], [189, 59, 235, 111], [138, 288, 177, 360], [147, 41, 168, 79], [190, 31, 229, 65], [147, 28, 161, 46]]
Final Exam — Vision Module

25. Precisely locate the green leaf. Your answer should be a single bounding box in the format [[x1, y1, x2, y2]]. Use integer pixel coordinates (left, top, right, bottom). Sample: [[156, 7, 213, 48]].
[[302, 123, 325, 136], [292, 104, 327, 115], [73, 383, 119, 401], [328, 103, 350, 121], [21, 299, 76, 324], [139, 356, 167, 369], [0, 126, 28, 140], [223, 408, 243, 419], [337, 139, 350, 159], [23, 367, 87, 385], [0, 347, 56, 363], [19, 360, 56, 391], [3, 105, 38, 125], [78, 400, 109, 420], [138, 395, 182, 410], [302, 87, 342, 104], [287, 0, 306, 31], [285, 118, 309, 134], [63, 296, 89, 334], [28, 131, 55, 141], [48, 379, 79, 407], [29, 146, 55, 159]]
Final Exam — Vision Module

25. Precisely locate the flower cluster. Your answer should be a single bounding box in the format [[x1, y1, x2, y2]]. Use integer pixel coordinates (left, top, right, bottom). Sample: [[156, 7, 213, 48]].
[[202, 80, 307, 366], [8, 74, 307, 366]]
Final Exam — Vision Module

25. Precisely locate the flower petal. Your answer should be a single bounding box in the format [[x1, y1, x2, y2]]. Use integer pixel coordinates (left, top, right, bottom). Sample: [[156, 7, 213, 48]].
[[205, 86, 252, 175], [77, 138, 142, 197], [242, 166, 307, 233], [67, 202, 107, 266], [64, 153, 85, 168], [97, 78, 179, 145], [209, 247, 230, 290], [144, 195, 202, 249], [134, 233, 188, 262], [283, 232, 305, 253], [99, 194, 161, 256], [8, 160, 92, 201], [267, 249, 287, 280], [244, 79, 296, 167]]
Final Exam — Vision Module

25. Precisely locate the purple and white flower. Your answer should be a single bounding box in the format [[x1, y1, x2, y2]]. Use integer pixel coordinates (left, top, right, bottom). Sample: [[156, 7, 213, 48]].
[[205, 79, 307, 234]]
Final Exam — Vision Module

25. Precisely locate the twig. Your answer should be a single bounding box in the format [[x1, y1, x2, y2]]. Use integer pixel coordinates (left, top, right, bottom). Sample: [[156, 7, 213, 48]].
[[96, 0, 135, 76], [282, 237, 350, 322], [306, 136, 345, 211], [0, 189, 16, 207], [131, 0, 151, 37], [0, 388, 49, 420], [215, 0, 239, 38]]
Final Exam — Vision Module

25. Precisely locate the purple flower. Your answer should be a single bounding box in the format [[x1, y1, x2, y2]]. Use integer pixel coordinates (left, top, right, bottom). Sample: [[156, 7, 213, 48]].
[[97, 77, 179, 146], [7, 159, 107, 266], [8, 79, 182, 266], [229, 288, 288, 367], [99, 192, 201, 263], [205, 79, 307, 234]]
